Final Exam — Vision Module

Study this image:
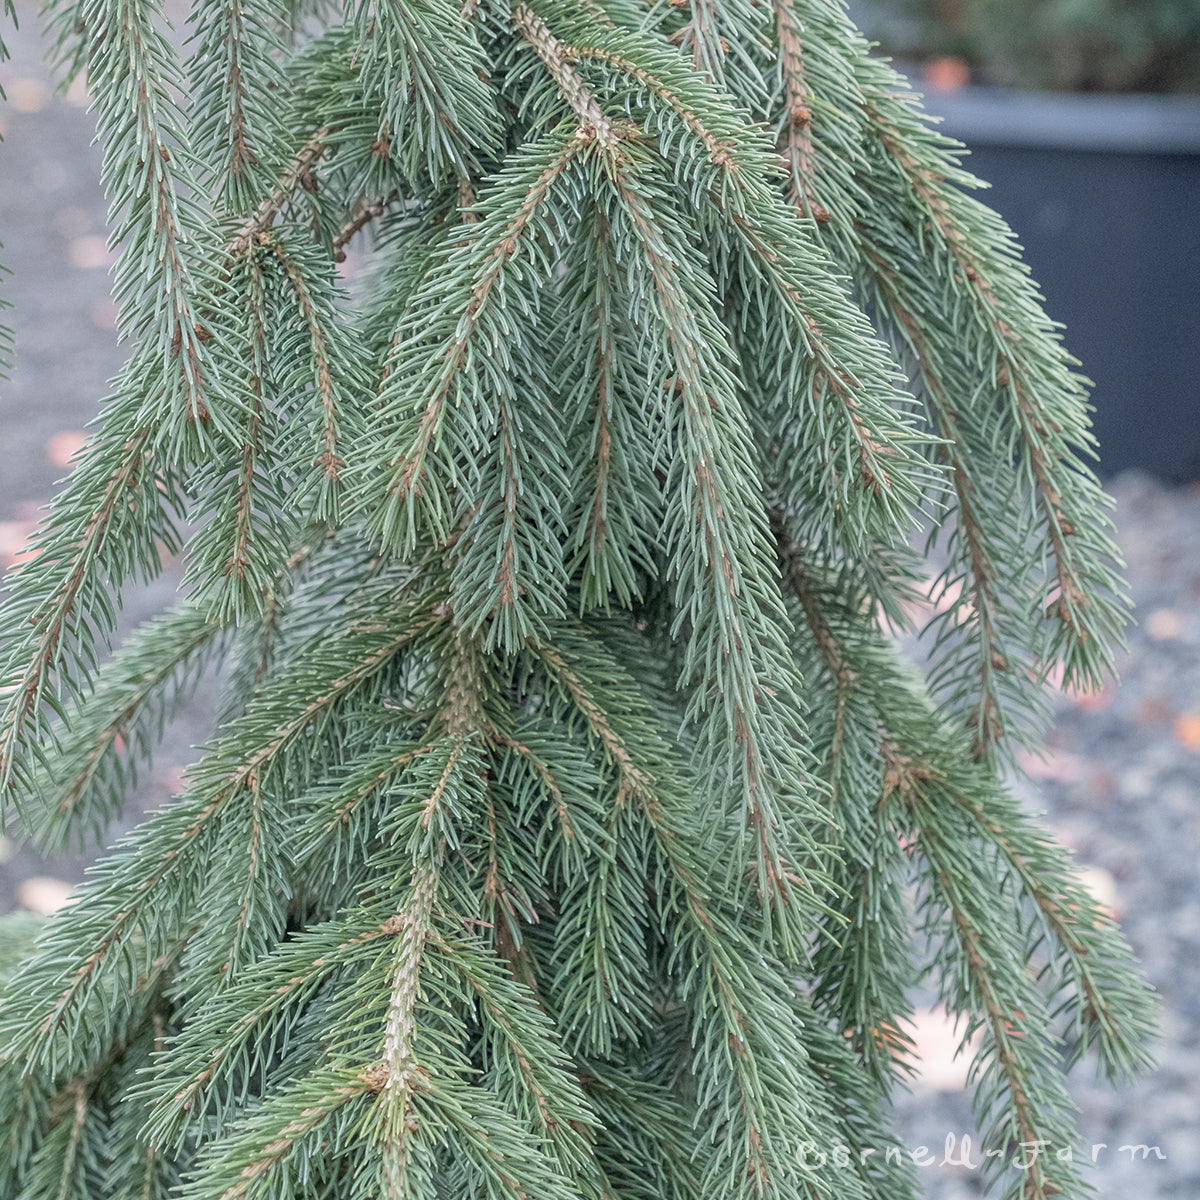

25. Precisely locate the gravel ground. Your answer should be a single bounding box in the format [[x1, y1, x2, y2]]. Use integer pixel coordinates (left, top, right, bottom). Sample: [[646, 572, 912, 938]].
[[888, 468, 1200, 1198], [0, 10, 219, 914], [1, 14, 1197, 1196]]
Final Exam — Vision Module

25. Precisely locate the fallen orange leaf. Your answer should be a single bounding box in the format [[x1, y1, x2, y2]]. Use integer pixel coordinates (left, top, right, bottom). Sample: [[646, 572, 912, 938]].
[[1174, 712, 1200, 752], [924, 57, 970, 93]]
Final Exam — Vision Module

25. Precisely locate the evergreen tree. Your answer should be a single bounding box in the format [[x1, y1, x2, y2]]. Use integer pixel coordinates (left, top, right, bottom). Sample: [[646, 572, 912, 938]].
[[0, 0, 1157, 1196]]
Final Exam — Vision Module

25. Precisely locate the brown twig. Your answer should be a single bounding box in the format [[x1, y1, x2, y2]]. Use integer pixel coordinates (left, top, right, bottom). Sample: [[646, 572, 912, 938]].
[[332, 192, 398, 261], [771, 0, 831, 224]]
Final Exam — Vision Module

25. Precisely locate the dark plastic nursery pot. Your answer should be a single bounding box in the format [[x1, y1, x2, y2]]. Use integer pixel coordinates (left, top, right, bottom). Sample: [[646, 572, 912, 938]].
[[918, 86, 1200, 482]]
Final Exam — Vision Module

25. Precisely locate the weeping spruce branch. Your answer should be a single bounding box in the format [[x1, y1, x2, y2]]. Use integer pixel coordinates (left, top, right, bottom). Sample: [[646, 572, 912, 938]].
[[0, 0, 1156, 1197]]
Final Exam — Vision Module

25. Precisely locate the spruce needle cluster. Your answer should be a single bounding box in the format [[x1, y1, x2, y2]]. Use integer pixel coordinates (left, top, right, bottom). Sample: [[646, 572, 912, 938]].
[[0, 0, 1157, 1196]]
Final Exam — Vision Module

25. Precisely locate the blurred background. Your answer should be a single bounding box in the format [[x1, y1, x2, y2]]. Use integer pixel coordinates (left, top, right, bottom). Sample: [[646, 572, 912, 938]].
[[1, 2, 1198, 1195], [849, 0, 1200, 482]]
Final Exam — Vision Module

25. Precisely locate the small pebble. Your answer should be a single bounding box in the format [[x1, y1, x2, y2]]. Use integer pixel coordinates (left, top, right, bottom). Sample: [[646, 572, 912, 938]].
[[1146, 608, 1182, 640]]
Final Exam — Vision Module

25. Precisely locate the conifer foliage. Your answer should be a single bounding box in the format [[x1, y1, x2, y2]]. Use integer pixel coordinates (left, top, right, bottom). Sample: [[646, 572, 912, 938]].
[[0, 0, 1157, 1196]]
